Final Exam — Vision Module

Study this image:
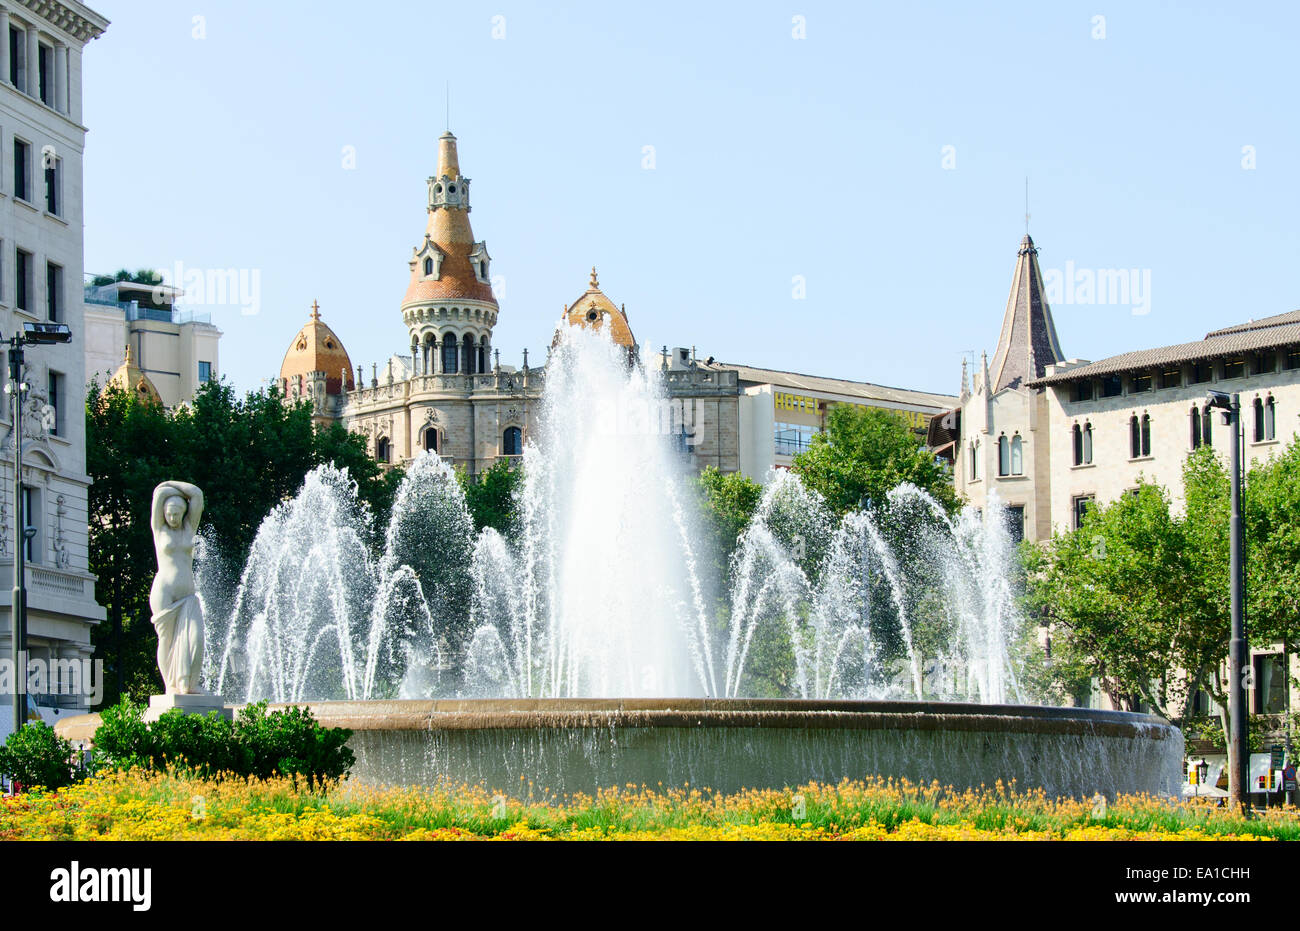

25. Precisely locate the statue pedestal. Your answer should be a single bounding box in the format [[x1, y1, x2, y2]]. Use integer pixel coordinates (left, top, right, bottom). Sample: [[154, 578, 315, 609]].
[[144, 693, 232, 723]]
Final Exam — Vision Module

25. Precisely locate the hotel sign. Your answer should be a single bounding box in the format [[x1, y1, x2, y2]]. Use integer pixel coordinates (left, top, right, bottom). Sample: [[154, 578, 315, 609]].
[[773, 391, 931, 430]]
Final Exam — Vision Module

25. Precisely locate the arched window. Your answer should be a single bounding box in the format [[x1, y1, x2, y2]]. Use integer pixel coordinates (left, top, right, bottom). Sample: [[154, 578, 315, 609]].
[[462, 336, 476, 375], [478, 336, 488, 374], [1264, 395, 1276, 440], [1190, 406, 1202, 449], [1082, 422, 1093, 464], [1010, 434, 1023, 475], [1073, 424, 1084, 466], [376, 436, 391, 463], [968, 441, 978, 480], [423, 257, 434, 276], [1140, 413, 1151, 457], [503, 426, 523, 456], [1201, 406, 1213, 447], [442, 333, 458, 374], [424, 428, 438, 453], [479, 260, 488, 280], [997, 434, 1010, 476], [1254, 397, 1265, 442], [1130, 415, 1141, 459]]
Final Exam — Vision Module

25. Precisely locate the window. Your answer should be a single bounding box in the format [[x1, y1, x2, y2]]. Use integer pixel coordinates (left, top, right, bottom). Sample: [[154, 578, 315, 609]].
[[45, 261, 61, 321], [479, 260, 487, 279], [375, 437, 391, 463], [1072, 495, 1095, 530], [1132, 374, 1153, 393], [423, 257, 433, 276], [1072, 381, 1093, 403], [1010, 434, 1023, 475], [462, 337, 476, 374], [15, 248, 31, 312], [13, 138, 30, 201], [998, 434, 1010, 476], [1005, 505, 1025, 544], [503, 426, 523, 456], [9, 26, 23, 90], [1223, 358, 1245, 379], [1130, 414, 1151, 458], [198, 361, 213, 383], [1202, 406, 1213, 447], [441, 333, 458, 374], [1255, 396, 1276, 442], [1189, 361, 1213, 385], [44, 154, 60, 215], [1141, 413, 1151, 457], [424, 428, 438, 453], [1190, 406, 1203, 449], [775, 423, 816, 456], [37, 42, 52, 106], [1100, 375, 1123, 398], [47, 370, 63, 436], [1161, 369, 1182, 389], [1074, 423, 1093, 465], [22, 486, 40, 562], [1252, 654, 1287, 714], [1253, 352, 1276, 376], [968, 441, 978, 480], [1286, 348, 1300, 371]]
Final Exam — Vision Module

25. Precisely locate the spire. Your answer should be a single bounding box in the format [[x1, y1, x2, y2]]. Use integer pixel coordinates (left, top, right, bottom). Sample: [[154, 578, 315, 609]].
[[437, 130, 460, 178], [987, 234, 1065, 393], [960, 356, 970, 400], [589, 266, 599, 289], [310, 299, 321, 321]]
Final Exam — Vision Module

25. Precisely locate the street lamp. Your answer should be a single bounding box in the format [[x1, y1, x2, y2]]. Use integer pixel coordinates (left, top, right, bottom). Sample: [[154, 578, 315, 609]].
[[7, 321, 71, 736], [1193, 759, 1209, 799], [1207, 389, 1247, 813]]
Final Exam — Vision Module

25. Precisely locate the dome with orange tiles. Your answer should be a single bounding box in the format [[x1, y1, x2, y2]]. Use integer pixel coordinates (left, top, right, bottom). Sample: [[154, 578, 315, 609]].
[[279, 301, 355, 396], [108, 344, 163, 406], [558, 268, 636, 351]]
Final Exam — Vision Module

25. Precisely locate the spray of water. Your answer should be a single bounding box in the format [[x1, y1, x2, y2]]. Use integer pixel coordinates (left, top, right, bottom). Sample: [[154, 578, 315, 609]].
[[207, 327, 1026, 703]]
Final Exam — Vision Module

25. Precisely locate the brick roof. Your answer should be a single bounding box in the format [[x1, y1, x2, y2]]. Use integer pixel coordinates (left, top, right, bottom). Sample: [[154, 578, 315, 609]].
[[1028, 310, 1300, 387]]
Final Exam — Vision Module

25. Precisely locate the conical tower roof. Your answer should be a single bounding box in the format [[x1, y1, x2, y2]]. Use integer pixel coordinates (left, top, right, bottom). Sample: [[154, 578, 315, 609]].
[[279, 301, 355, 395], [402, 131, 497, 307], [987, 234, 1065, 392]]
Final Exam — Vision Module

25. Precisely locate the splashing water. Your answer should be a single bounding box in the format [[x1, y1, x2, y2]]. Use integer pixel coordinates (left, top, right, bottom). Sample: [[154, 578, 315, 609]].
[[207, 327, 1026, 703]]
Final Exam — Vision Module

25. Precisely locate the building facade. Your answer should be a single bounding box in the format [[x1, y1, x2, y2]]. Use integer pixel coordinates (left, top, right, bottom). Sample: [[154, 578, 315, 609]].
[[280, 131, 744, 477], [84, 279, 222, 407], [0, 0, 108, 729]]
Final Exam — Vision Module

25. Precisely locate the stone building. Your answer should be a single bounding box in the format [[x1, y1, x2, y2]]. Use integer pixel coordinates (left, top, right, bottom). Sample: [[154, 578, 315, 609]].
[[0, 0, 109, 730], [83, 278, 222, 407], [279, 131, 742, 477], [934, 232, 1300, 542]]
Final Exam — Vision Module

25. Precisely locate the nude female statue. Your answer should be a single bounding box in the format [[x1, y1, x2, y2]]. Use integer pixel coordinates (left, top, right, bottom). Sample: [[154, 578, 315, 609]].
[[149, 481, 205, 694]]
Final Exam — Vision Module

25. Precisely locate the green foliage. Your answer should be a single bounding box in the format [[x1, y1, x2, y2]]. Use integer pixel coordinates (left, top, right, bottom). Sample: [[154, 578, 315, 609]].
[[86, 380, 400, 705], [694, 466, 763, 570], [792, 405, 960, 517], [459, 458, 524, 537], [89, 268, 163, 287], [92, 699, 354, 787], [0, 722, 82, 791]]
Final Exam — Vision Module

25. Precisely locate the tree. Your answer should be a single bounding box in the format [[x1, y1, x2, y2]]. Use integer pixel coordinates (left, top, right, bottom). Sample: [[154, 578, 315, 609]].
[[792, 405, 960, 517], [458, 459, 524, 537], [694, 465, 763, 570], [86, 380, 400, 705]]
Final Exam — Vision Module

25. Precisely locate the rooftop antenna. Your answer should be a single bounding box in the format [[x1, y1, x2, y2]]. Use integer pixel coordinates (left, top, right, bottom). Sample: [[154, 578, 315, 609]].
[[1024, 176, 1030, 235]]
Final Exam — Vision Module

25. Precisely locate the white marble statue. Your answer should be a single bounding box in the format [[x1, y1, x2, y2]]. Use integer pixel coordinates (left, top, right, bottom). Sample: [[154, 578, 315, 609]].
[[150, 480, 205, 694]]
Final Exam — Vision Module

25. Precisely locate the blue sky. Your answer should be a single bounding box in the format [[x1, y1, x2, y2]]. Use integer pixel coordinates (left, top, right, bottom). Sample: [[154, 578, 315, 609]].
[[82, 1, 1300, 397]]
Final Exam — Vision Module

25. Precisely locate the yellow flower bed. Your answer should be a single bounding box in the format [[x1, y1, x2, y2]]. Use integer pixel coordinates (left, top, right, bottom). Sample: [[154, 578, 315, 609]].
[[0, 770, 1284, 841]]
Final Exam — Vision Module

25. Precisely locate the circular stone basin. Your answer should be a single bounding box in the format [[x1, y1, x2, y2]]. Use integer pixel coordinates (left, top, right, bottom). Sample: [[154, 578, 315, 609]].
[[251, 698, 1183, 800]]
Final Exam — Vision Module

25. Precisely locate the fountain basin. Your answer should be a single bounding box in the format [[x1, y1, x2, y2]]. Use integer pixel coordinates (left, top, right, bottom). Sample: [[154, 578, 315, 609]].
[[250, 698, 1183, 799]]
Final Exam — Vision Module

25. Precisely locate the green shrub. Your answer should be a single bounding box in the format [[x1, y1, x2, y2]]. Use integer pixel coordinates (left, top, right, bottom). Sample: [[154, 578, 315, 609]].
[[0, 721, 82, 791], [91, 699, 354, 787]]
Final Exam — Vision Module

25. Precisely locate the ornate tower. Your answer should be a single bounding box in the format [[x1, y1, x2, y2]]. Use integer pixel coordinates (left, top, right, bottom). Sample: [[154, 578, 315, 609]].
[[402, 131, 498, 377]]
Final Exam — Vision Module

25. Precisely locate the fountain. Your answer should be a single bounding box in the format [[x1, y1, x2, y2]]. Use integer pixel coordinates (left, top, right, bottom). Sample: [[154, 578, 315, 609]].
[[199, 326, 1181, 798]]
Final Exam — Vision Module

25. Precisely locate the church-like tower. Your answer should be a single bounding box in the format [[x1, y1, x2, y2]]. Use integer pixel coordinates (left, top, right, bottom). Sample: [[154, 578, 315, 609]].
[[402, 131, 498, 376]]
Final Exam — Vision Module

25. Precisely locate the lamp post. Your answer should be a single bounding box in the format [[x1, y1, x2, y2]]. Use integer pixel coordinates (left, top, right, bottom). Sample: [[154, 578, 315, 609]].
[[1207, 389, 1247, 813], [7, 322, 71, 736]]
